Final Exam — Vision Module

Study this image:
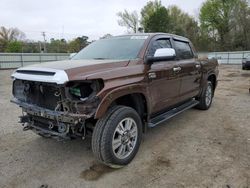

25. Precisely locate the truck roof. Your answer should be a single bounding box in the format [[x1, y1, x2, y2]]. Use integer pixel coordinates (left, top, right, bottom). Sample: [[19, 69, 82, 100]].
[[115, 33, 189, 42]]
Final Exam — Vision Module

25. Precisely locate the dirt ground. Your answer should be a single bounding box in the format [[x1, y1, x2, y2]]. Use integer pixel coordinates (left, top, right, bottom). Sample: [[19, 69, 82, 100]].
[[0, 65, 249, 188]]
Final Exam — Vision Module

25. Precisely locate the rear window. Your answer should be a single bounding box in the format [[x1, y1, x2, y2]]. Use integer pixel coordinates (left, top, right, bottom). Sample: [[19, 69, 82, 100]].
[[174, 40, 194, 59]]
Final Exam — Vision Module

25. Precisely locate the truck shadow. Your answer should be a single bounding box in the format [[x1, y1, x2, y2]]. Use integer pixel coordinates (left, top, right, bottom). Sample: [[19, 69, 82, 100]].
[[23, 109, 195, 182], [29, 136, 118, 181]]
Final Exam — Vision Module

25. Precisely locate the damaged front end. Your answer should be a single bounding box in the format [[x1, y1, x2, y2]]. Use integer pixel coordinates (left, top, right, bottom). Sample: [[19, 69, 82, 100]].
[[11, 79, 103, 140]]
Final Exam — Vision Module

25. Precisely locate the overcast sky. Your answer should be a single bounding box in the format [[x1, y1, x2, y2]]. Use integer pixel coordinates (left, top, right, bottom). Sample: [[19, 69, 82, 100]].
[[1, 0, 205, 41]]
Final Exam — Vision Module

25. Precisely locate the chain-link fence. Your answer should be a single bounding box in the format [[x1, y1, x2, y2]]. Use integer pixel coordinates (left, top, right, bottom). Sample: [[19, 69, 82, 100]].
[[0, 51, 250, 69], [198, 51, 250, 64], [0, 53, 69, 69]]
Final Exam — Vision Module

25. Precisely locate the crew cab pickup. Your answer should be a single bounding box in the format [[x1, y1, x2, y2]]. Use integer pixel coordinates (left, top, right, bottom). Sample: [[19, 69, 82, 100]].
[[11, 33, 218, 167]]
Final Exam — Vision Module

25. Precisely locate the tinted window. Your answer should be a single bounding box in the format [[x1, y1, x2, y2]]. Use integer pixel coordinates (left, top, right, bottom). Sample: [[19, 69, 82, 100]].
[[148, 38, 171, 56], [174, 40, 193, 59], [72, 35, 148, 60]]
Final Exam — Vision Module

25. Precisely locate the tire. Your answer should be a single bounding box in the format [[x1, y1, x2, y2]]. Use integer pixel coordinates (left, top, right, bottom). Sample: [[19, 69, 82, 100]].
[[196, 81, 214, 110], [92, 105, 142, 168], [242, 66, 246, 70]]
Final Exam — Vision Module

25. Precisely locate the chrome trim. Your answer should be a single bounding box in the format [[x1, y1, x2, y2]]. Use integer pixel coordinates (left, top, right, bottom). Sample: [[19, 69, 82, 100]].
[[195, 64, 201, 68], [173, 67, 181, 72], [148, 72, 157, 79], [112, 117, 138, 159]]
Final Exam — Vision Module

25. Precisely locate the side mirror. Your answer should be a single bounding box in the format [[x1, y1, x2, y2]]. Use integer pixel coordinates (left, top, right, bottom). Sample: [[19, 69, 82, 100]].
[[146, 48, 176, 64]]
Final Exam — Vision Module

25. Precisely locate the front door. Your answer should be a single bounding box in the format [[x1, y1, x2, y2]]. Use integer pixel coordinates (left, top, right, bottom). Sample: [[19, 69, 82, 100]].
[[146, 37, 181, 114]]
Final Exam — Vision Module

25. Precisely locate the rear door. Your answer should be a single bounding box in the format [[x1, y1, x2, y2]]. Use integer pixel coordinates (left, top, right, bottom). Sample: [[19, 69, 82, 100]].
[[173, 39, 202, 102], [147, 37, 181, 114]]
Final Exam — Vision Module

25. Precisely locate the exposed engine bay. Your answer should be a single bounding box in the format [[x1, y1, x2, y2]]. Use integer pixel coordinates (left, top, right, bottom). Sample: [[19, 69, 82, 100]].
[[11, 79, 103, 140]]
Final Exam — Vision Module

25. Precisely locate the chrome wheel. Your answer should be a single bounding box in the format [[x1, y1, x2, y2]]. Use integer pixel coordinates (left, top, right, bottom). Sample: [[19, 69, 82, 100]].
[[205, 84, 212, 106], [112, 117, 138, 160]]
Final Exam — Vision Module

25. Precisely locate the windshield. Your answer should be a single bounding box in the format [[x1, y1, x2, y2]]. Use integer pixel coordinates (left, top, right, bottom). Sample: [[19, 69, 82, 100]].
[[72, 35, 148, 60]]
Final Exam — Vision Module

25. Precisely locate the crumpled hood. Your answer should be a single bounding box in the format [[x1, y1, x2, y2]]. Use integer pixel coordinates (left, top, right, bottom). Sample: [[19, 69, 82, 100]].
[[12, 59, 129, 84]]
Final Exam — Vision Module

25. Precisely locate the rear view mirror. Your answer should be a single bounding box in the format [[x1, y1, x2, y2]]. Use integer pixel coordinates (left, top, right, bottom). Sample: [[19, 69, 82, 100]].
[[154, 48, 176, 58], [146, 48, 176, 64]]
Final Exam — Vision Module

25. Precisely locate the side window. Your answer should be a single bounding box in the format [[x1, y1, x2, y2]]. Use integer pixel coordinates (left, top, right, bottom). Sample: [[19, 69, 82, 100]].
[[148, 38, 171, 57], [174, 40, 194, 59]]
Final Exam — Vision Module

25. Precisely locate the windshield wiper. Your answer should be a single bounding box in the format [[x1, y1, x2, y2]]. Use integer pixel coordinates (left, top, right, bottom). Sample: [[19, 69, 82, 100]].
[[93, 58, 109, 60]]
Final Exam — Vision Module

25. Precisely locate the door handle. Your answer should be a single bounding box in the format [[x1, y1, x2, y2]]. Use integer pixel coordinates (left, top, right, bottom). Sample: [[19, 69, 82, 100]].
[[195, 64, 201, 68], [148, 72, 157, 79], [173, 67, 181, 72]]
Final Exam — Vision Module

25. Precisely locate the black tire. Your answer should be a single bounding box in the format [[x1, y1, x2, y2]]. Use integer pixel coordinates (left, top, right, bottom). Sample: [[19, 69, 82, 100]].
[[91, 105, 121, 162], [196, 81, 214, 110], [242, 66, 246, 70], [92, 105, 142, 168]]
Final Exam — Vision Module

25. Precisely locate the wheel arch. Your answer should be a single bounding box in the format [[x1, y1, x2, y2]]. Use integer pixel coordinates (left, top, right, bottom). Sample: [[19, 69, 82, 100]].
[[95, 85, 150, 123], [207, 73, 217, 92]]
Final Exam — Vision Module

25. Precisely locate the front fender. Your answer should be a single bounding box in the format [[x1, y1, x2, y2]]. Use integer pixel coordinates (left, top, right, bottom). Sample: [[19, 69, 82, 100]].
[[94, 84, 150, 119]]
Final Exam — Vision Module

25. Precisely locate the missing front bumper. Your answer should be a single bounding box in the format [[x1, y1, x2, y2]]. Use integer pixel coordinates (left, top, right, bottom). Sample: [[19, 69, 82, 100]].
[[11, 98, 92, 140], [11, 98, 93, 123]]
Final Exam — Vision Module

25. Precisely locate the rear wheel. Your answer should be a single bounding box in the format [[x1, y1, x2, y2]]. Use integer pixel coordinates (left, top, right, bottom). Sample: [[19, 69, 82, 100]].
[[196, 81, 213, 110], [92, 106, 142, 168]]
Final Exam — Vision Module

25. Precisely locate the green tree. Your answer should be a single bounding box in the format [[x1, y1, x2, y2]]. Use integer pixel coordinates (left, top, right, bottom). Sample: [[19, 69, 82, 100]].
[[144, 6, 170, 33], [168, 6, 199, 47], [100, 34, 113, 39], [140, 0, 162, 30], [199, 0, 238, 51], [230, 0, 250, 50], [5, 41, 22, 52], [117, 10, 139, 33], [47, 38, 68, 53], [68, 36, 89, 53], [22, 41, 40, 53]]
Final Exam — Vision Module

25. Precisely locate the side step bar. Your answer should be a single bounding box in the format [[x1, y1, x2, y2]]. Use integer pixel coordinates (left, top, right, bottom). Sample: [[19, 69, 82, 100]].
[[148, 99, 199, 128]]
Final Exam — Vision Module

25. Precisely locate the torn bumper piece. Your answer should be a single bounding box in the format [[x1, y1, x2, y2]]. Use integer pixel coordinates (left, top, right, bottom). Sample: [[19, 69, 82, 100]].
[[23, 121, 71, 140], [11, 98, 94, 140]]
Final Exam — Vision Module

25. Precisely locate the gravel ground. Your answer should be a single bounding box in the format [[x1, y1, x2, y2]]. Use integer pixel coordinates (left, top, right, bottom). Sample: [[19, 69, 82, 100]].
[[0, 65, 249, 188]]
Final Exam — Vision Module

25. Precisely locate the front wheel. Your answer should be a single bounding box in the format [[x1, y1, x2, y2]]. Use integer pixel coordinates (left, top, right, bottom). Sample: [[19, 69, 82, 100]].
[[196, 81, 214, 110], [92, 106, 142, 168]]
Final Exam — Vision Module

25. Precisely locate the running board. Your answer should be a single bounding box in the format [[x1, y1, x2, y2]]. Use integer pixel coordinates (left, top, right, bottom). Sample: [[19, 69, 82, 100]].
[[148, 99, 199, 128]]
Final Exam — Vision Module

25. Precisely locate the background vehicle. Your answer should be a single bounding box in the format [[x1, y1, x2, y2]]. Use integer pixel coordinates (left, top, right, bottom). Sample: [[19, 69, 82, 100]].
[[242, 55, 250, 70], [11, 33, 218, 167]]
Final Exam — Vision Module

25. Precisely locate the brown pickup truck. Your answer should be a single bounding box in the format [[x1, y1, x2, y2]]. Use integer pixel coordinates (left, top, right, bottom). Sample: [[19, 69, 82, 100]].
[[11, 33, 218, 167]]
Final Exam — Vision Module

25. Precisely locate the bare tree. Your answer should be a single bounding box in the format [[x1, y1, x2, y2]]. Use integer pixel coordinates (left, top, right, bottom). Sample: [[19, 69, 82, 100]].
[[0, 26, 25, 51], [0, 26, 25, 42], [117, 10, 139, 33]]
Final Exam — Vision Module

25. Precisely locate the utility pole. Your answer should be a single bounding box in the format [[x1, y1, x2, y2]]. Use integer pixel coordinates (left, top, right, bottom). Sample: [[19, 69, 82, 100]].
[[61, 25, 64, 39], [39, 42, 41, 52], [41, 32, 47, 53]]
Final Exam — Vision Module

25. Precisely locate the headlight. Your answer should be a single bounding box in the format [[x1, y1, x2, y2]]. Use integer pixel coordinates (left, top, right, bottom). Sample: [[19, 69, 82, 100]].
[[66, 80, 104, 100], [69, 87, 81, 97]]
